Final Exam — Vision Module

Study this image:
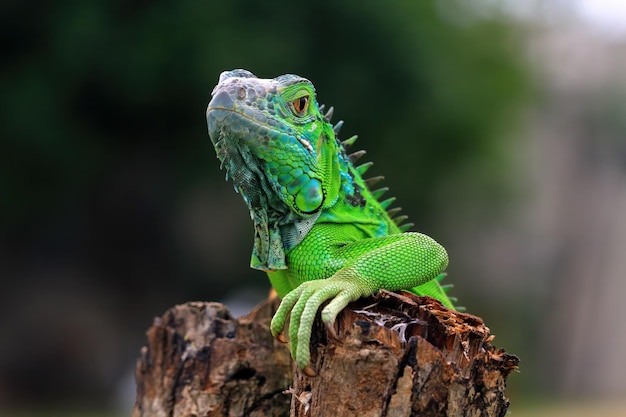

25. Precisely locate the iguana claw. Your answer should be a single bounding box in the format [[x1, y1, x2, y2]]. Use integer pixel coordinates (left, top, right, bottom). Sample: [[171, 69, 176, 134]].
[[303, 365, 317, 377], [324, 319, 339, 340], [276, 332, 289, 344]]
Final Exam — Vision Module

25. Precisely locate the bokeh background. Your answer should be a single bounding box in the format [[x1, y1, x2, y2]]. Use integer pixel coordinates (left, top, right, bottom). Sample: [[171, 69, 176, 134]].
[[2, 0, 626, 415]]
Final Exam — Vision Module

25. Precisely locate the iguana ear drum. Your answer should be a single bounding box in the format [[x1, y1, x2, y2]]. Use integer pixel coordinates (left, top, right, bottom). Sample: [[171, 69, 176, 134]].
[[294, 178, 324, 214]]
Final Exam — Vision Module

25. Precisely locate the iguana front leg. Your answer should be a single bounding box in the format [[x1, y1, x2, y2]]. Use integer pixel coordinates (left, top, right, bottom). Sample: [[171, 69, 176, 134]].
[[270, 232, 449, 373]]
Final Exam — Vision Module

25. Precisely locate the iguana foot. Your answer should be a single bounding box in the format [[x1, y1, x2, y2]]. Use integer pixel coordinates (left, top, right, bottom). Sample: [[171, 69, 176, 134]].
[[270, 275, 372, 371]]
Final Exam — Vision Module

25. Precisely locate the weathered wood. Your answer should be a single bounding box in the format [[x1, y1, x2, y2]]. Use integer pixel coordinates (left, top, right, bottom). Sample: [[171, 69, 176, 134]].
[[131, 300, 293, 417], [133, 292, 518, 417]]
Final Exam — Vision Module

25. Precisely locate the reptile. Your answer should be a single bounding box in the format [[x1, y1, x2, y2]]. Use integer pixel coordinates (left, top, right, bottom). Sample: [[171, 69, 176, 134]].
[[206, 69, 456, 375]]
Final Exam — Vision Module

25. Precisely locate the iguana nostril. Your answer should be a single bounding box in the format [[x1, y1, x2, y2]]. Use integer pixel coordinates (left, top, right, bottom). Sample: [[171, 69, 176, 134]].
[[208, 90, 234, 110], [237, 87, 246, 100]]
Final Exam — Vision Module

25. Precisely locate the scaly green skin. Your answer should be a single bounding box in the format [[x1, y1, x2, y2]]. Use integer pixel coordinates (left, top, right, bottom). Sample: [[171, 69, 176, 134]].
[[206, 69, 455, 372]]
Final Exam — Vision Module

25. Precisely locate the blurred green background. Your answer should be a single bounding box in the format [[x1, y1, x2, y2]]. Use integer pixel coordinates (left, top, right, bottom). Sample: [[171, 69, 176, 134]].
[[2, 0, 626, 415]]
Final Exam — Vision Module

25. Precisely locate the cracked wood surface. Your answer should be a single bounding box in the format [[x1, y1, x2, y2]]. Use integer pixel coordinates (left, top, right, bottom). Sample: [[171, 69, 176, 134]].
[[132, 292, 518, 417]]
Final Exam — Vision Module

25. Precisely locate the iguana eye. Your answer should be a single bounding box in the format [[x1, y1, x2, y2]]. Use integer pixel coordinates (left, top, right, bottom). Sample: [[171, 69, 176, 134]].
[[291, 96, 309, 117]]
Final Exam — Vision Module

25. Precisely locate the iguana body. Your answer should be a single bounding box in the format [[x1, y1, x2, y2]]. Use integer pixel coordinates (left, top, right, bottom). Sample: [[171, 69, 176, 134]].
[[206, 69, 455, 374]]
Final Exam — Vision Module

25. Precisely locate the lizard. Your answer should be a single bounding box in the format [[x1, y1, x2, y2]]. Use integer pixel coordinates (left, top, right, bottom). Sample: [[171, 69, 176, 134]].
[[206, 69, 456, 376]]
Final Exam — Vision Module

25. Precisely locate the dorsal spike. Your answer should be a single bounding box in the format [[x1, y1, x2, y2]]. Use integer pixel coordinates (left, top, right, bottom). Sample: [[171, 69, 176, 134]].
[[364, 175, 385, 188], [398, 222, 414, 232], [355, 161, 373, 175], [386, 207, 402, 218], [393, 215, 409, 225], [348, 150, 366, 163], [435, 273, 447, 282], [333, 120, 344, 135], [371, 187, 389, 200], [319, 104, 325, 113], [324, 106, 334, 122], [341, 135, 358, 148], [379, 197, 396, 209]]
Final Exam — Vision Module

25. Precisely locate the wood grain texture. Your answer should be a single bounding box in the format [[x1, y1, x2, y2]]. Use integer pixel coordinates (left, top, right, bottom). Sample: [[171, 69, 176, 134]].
[[133, 292, 518, 417]]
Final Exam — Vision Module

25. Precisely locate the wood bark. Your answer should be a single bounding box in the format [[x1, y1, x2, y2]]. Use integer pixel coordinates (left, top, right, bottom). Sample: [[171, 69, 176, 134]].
[[132, 291, 518, 417]]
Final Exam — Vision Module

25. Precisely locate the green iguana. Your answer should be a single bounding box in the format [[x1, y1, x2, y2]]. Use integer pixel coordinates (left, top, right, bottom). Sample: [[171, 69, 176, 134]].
[[206, 69, 456, 375]]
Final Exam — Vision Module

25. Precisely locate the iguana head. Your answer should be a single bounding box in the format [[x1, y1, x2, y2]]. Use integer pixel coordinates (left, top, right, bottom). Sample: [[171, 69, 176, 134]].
[[207, 69, 342, 270]]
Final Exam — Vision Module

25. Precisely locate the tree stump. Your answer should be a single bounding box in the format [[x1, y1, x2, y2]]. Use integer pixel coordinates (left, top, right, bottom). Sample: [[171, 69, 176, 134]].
[[132, 291, 518, 417]]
